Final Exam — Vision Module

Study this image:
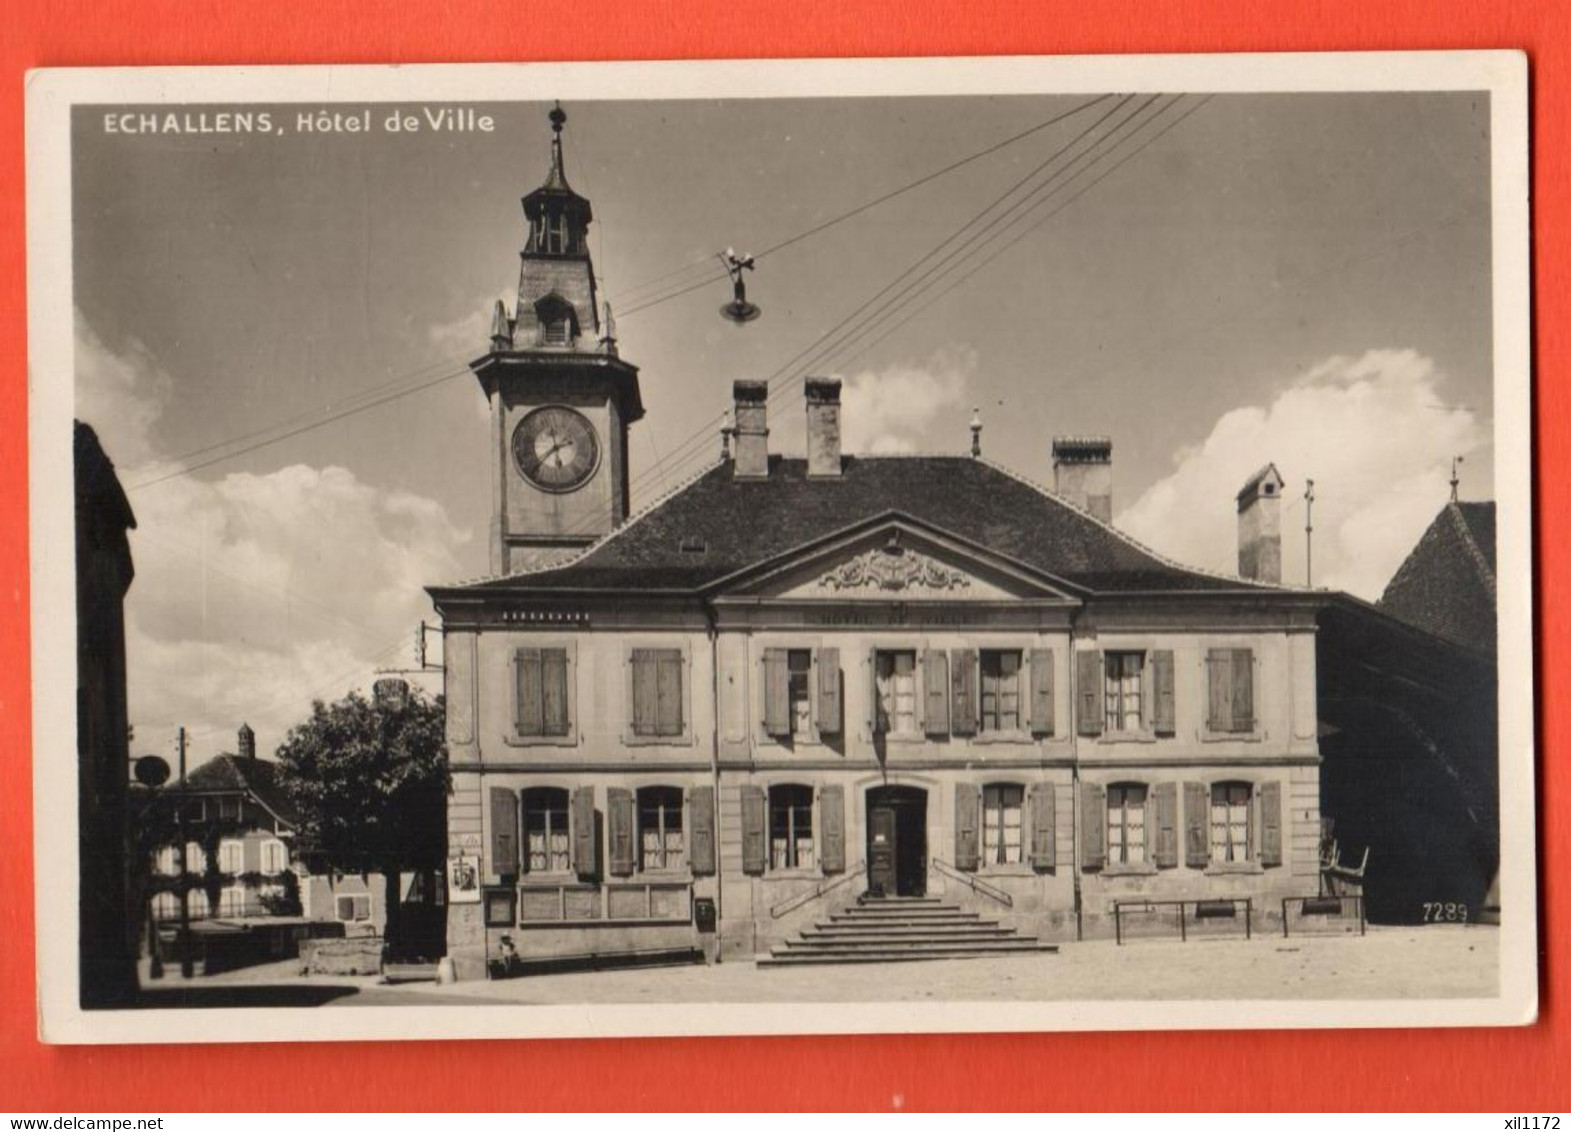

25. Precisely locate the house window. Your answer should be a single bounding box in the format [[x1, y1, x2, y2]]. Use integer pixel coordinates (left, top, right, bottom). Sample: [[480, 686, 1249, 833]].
[[185, 842, 206, 874], [217, 839, 244, 874], [630, 648, 685, 737], [515, 647, 571, 737], [981, 784, 1024, 865], [219, 886, 248, 917], [187, 889, 210, 920], [980, 650, 1023, 732], [150, 892, 179, 921], [1211, 782, 1253, 863], [1104, 651, 1145, 733], [260, 839, 287, 876], [522, 787, 571, 873], [1108, 783, 1148, 865], [788, 650, 813, 736], [154, 846, 179, 876], [336, 893, 372, 923], [1206, 648, 1257, 734], [874, 650, 918, 734], [769, 784, 815, 870], [637, 786, 685, 872]]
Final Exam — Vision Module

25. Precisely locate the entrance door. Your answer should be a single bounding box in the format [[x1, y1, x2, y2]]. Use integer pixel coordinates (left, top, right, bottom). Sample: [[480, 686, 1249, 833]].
[[866, 786, 928, 898]]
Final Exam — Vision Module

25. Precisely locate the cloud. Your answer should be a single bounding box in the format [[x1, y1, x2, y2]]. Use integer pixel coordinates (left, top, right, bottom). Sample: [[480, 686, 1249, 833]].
[[836, 347, 974, 454], [76, 312, 471, 765], [428, 292, 512, 360], [1116, 349, 1486, 601]]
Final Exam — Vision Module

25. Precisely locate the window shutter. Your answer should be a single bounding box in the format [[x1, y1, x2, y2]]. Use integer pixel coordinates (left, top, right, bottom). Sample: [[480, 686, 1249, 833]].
[[819, 785, 845, 874], [630, 649, 657, 734], [571, 786, 597, 879], [815, 647, 842, 734], [656, 652, 684, 736], [489, 787, 519, 877], [1184, 781, 1209, 868], [1152, 650, 1176, 735], [740, 785, 767, 876], [515, 648, 543, 734], [949, 648, 977, 736], [953, 782, 980, 871], [607, 788, 635, 876], [688, 786, 716, 876], [541, 648, 570, 736], [1029, 782, 1056, 871], [762, 648, 790, 737], [1259, 780, 1282, 867], [1207, 648, 1234, 732], [1152, 781, 1178, 869], [1080, 782, 1106, 870], [1076, 650, 1103, 736], [1232, 648, 1255, 733], [868, 647, 882, 734], [924, 650, 950, 735], [1028, 649, 1054, 736]]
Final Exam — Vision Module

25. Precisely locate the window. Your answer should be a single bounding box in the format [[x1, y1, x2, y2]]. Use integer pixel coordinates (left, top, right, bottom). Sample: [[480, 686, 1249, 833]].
[[217, 839, 244, 874], [769, 785, 814, 870], [637, 786, 685, 872], [185, 842, 206, 874], [1107, 784, 1148, 865], [980, 651, 1023, 732], [260, 839, 287, 876], [1206, 648, 1257, 734], [336, 893, 372, 922], [981, 784, 1024, 865], [874, 650, 918, 734], [787, 650, 813, 737], [1211, 782, 1253, 863], [1104, 651, 1145, 733], [187, 888, 210, 920], [154, 846, 179, 876], [630, 648, 685, 737], [535, 294, 577, 345], [219, 886, 248, 917], [150, 892, 180, 922], [515, 647, 571, 737], [522, 787, 571, 873]]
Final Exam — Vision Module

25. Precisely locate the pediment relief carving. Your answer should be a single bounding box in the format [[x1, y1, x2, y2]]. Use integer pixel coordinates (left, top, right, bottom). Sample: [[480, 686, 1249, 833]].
[[818, 543, 973, 593]]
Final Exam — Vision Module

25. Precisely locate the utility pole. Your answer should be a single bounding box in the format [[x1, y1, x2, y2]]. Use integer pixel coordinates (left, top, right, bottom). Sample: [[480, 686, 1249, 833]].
[[176, 726, 193, 979], [1304, 480, 1316, 588]]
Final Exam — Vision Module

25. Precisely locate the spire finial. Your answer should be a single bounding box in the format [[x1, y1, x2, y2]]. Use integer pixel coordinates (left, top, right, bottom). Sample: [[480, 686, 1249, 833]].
[[547, 102, 567, 181], [1450, 455, 1464, 502], [969, 406, 983, 457]]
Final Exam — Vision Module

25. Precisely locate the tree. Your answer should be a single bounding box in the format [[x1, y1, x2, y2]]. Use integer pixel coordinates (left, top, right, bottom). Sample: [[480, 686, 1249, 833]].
[[275, 685, 448, 950]]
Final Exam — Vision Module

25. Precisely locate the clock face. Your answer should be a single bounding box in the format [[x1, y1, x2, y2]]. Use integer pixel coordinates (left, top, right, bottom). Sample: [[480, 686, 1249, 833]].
[[513, 406, 600, 492]]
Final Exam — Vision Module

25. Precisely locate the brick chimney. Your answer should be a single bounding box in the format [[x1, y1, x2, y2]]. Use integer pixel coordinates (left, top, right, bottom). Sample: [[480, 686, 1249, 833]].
[[732, 380, 769, 478], [1237, 464, 1284, 583], [237, 723, 256, 760], [1051, 437, 1113, 522], [805, 377, 843, 478]]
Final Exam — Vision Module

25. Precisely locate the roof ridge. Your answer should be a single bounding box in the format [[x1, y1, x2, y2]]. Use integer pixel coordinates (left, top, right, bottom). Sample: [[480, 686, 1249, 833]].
[[975, 456, 1298, 592], [1447, 501, 1497, 604]]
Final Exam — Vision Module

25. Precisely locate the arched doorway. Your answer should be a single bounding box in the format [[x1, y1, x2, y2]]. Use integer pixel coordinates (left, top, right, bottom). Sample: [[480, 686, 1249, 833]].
[[866, 785, 928, 898]]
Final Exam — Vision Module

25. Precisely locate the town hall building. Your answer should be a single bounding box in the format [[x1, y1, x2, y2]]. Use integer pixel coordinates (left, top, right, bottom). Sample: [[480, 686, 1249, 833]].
[[425, 107, 1335, 978]]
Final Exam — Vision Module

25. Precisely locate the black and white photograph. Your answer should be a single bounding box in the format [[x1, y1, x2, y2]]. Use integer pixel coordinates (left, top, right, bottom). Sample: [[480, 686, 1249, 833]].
[[27, 54, 1533, 1043]]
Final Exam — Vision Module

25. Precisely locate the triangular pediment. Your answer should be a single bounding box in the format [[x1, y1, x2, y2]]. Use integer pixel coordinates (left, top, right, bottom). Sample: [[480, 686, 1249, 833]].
[[715, 515, 1082, 602]]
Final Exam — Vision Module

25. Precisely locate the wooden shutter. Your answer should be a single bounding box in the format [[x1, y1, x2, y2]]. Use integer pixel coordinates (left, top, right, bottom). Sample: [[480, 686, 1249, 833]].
[[490, 787, 519, 877], [1152, 650, 1176, 735], [950, 648, 977, 736], [1232, 648, 1255, 733], [571, 786, 597, 879], [819, 785, 845, 874], [1029, 782, 1056, 871], [924, 650, 950, 735], [868, 647, 882, 734], [1152, 782, 1178, 869], [656, 651, 684, 736], [1080, 782, 1106, 870], [953, 782, 980, 871], [541, 648, 570, 736], [688, 786, 716, 875], [515, 648, 543, 734], [1207, 649, 1234, 732], [815, 647, 842, 734], [607, 788, 635, 876], [1259, 780, 1282, 867], [1184, 781, 1209, 868], [762, 648, 790, 737], [740, 785, 767, 876], [1028, 649, 1054, 736], [630, 649, 657, 735], [1076, 650, 1103, 736]]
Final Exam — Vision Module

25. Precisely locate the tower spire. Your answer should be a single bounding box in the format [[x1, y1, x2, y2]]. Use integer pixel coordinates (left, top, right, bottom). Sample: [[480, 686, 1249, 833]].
[[546, 101, 569, 189]]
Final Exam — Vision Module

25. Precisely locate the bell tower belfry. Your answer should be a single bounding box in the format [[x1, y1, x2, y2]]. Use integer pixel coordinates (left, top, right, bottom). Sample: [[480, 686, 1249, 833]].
[[472, 103, 644, 575]]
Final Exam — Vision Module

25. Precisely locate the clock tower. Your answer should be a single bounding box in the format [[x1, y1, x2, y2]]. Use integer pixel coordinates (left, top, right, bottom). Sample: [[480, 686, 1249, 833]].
[[473, 104, 644, 575]]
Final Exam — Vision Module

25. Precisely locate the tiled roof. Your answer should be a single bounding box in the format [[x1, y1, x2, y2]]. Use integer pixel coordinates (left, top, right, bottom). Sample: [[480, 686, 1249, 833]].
[[447, 455, 1284, 596], [183, 755, 299, 828], [1378, 501, 1497, 654]]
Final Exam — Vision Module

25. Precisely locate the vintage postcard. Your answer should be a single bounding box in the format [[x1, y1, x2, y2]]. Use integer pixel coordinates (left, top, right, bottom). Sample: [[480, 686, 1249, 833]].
[[26, 53, 1533, 1044]]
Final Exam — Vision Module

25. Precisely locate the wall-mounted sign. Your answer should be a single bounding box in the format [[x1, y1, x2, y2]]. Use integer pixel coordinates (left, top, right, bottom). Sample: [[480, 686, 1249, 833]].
[[448, 853, 481, 903]]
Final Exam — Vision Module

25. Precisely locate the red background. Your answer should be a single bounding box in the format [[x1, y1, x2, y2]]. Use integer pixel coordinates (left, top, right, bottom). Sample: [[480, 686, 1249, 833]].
[[0, 0, 1562, 1112]]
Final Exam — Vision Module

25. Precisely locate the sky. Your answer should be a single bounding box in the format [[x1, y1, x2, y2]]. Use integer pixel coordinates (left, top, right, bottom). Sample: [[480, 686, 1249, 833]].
[[70, 91, 1496, 766]]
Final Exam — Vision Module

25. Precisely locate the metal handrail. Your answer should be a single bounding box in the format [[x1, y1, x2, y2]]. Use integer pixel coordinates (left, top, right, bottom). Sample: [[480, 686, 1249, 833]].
[[931, 858, 1014, 908], [769, 861, 866, 919]]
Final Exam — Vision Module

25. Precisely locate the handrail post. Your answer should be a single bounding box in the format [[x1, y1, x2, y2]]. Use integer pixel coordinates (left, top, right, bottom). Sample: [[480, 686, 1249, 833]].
[[1245, 897, 1252, 940], [1179, 901, 1187, 942], [1115, 902, 1122, 946]]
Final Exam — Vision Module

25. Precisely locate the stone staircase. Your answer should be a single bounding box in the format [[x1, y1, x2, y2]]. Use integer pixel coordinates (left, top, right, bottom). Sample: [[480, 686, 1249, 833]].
[[758, 895, 1057, 967]]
